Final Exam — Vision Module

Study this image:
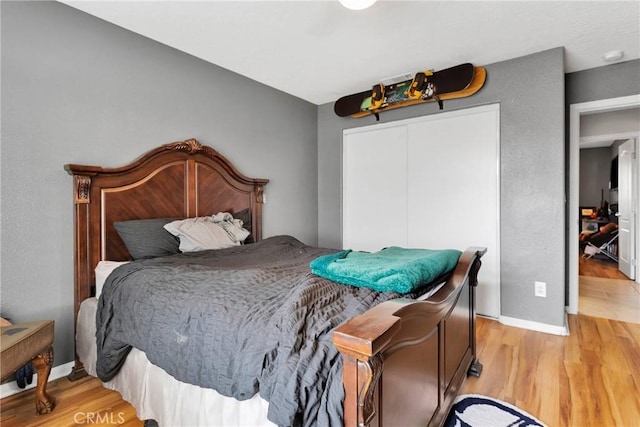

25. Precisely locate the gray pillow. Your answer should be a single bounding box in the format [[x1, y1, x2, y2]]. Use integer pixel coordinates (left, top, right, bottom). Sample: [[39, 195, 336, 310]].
[[114, 218, 181, 260], [234, 208, 253, 243]]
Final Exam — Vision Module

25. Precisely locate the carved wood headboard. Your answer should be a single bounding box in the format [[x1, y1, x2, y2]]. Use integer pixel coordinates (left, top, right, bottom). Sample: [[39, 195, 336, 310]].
[[64, 138, 269, 318]]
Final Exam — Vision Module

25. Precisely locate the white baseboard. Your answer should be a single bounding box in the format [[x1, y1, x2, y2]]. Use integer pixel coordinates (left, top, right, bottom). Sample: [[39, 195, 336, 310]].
[[499, 315, 569, 336], [0, 361, 74, 399]]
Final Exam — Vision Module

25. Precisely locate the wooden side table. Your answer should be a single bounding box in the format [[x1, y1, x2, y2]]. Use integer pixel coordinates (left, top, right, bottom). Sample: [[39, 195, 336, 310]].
[[0, 320, 55, 414]]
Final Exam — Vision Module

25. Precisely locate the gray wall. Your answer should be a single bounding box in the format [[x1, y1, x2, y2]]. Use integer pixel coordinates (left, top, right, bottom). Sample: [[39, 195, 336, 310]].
[[580, 108, 640, 137], [1, 1, 318, 366], [318, 48, 567, 327], [566, 60, 640, 105], [579, 147, 613, 207]]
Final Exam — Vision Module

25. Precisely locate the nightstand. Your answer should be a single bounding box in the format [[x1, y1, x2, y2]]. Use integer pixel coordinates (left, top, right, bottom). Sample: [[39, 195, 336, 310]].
[[0, 320, 55, 414]]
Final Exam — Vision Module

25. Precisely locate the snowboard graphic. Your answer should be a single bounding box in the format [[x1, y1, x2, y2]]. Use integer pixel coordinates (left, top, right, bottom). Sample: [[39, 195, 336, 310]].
[[334, 63, 486, 119]]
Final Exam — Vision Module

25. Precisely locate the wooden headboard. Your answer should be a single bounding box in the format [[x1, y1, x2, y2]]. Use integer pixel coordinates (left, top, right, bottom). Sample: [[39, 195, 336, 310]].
[[65, 139, 268, 370]]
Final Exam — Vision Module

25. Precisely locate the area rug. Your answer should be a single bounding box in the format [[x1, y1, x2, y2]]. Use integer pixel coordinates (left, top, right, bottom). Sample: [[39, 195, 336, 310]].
[[444, 394, 547, 427]]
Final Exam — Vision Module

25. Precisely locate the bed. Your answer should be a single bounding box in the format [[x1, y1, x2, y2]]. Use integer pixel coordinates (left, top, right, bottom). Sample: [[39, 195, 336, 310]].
[[65, 138, 486, 427]]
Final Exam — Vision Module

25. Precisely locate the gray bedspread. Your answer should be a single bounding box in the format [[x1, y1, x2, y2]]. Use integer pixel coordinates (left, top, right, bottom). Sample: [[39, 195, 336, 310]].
[[96, 235, 404, 427]]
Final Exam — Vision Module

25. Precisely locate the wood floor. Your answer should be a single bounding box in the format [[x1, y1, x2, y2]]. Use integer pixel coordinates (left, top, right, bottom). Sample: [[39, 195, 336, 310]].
[[580, 276, 640, 323], [462, 315, 640, 427], [579, 252, 640, 324], [0, 375, 143, 427], [2, 315, 639, 427], [578, 251, 630, 280]]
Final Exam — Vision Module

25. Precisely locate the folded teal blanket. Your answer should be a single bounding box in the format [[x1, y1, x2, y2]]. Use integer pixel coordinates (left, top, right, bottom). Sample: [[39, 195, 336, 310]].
[[310, 247, 462, 294]]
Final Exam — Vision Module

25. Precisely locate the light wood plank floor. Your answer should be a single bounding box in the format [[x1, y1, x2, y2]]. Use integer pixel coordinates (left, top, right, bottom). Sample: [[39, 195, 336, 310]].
[[580, 275, 640, 323], [578, 251, 629, 280], [462, 315, 640, 427], [0, 375, 143, 427], [2, 315, 639, 427], [579, 251, 640, 324]]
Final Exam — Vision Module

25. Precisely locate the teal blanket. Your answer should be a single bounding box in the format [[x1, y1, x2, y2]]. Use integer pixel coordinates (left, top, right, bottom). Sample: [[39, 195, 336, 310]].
[[310, 247, 462, 294]]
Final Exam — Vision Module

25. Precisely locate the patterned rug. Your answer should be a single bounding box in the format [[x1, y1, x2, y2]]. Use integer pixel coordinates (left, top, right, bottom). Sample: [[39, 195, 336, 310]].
[[444, 394, 547, 427]]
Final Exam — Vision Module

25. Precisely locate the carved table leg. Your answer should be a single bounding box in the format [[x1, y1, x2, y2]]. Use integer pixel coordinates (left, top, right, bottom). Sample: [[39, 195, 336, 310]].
[[32, 346, 55, 414]]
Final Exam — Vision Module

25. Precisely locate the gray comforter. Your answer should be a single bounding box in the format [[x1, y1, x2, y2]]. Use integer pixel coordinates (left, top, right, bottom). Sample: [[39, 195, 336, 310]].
[[96, 235, 404, 427]]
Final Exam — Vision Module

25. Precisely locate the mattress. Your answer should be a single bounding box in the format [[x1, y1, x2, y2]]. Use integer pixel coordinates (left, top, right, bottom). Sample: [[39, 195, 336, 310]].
[[77, 298, 275, 427]]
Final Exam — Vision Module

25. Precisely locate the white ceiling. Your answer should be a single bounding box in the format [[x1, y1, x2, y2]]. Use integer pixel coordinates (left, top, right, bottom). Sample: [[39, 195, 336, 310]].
[[60, 1, 640, 105]]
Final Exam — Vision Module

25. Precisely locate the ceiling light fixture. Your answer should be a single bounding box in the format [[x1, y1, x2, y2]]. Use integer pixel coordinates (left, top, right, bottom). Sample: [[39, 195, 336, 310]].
[[602, 50, 624, 63], [339, 0, 377, 10]]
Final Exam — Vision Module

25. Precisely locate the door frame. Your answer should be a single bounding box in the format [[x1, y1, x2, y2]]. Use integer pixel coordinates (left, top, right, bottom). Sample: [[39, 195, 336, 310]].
[[568, 94, 640, 314]]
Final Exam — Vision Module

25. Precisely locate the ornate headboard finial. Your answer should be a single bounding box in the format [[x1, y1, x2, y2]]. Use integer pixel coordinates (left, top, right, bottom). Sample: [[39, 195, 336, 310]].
[[164, 138, 220, 159], [164, 138, 203, 154]]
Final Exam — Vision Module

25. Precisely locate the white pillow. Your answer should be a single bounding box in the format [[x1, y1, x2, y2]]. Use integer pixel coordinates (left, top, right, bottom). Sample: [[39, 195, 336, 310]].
[[95, 260, 129, 298], [163, 213, 250, 252]]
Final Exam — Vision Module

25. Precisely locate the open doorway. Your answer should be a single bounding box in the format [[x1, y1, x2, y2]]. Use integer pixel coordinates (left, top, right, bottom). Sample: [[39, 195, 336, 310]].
[[579, 137, 638, 323], [578, 138, 629, 279], [569, 95, 640, 324]]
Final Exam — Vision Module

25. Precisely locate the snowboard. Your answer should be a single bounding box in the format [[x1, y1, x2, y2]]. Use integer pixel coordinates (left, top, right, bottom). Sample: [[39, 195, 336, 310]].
[[334, 63, 486, 119]]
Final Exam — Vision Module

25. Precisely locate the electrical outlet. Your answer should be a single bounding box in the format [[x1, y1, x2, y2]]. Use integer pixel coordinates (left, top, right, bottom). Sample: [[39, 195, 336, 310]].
[[534, 281, 547, 298]]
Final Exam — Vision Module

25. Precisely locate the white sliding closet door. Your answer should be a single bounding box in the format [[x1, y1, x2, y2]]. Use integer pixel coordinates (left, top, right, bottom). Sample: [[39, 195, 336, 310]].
[[407, 106, 500, 318], [343, 104, 500, 318], [343, 126, 408, 252]]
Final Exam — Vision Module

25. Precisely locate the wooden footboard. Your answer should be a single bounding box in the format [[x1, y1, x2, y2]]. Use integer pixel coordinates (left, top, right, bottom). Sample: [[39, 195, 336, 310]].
[[333, 247, 485, 427]]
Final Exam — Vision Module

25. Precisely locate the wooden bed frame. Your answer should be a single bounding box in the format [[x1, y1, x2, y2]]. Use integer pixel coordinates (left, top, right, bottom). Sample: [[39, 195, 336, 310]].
[[65, 138, 485, 427]]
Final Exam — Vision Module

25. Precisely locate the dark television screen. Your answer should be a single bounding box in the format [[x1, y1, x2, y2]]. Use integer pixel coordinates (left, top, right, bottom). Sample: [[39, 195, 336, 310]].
[[610, 155, 618, 189]]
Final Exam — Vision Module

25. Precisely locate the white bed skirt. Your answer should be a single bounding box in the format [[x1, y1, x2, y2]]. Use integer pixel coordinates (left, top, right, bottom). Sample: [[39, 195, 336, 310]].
[[77, 298, 276, 427]]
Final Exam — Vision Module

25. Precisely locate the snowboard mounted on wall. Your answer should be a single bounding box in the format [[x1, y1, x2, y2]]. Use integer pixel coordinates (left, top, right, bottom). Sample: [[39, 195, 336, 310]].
[[334, 63, 486, 120]]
